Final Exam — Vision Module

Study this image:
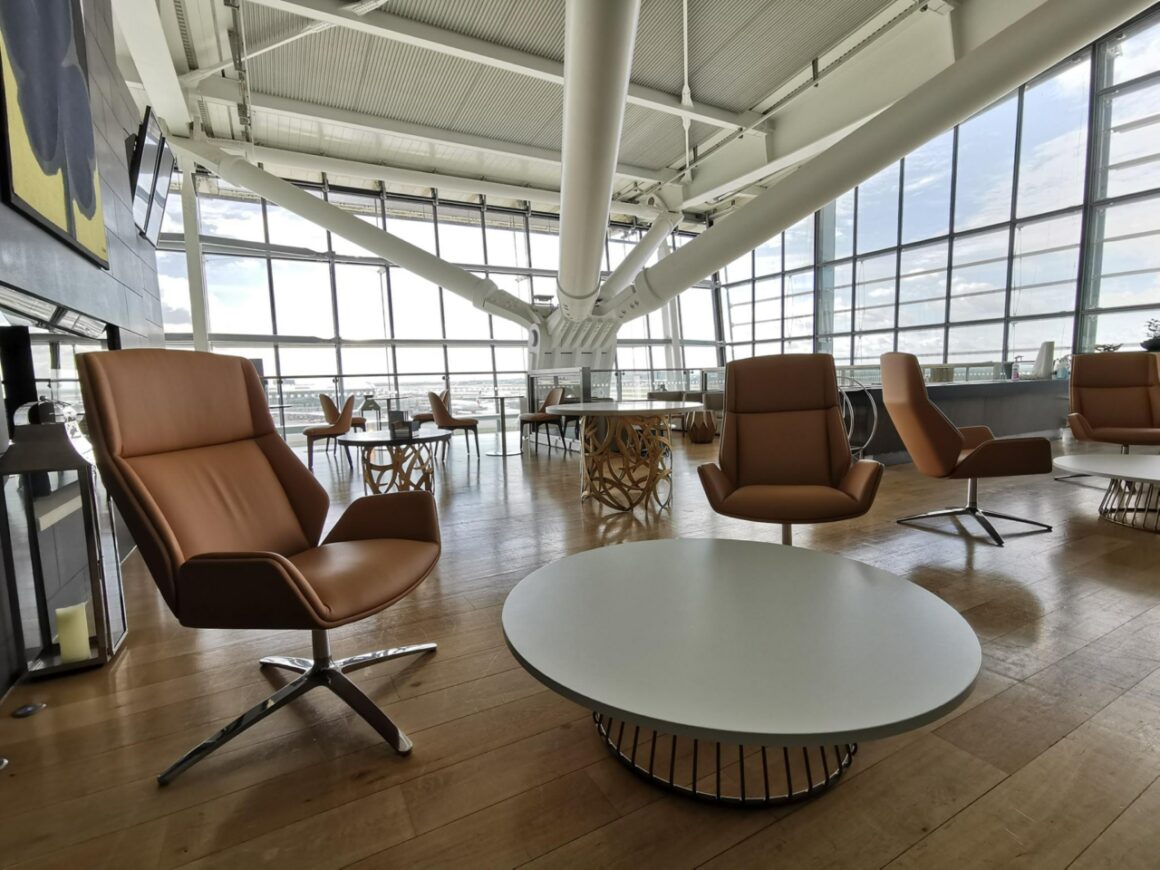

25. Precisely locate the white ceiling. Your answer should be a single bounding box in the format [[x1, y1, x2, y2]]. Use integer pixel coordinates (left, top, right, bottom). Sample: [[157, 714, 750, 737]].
[[117, 0, 988, 220]]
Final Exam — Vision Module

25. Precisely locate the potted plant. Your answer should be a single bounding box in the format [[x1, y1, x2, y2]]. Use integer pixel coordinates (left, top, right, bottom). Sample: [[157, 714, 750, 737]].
[[1144, 319, 1160, 352]]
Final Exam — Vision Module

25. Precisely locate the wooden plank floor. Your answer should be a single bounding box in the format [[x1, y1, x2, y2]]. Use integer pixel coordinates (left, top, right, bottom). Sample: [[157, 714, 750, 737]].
[[1, 431, 1158, 869]]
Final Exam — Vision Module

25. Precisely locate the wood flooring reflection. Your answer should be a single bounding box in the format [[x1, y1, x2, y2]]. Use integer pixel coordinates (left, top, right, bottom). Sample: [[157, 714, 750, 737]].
[[1, 432, 1158, 869]]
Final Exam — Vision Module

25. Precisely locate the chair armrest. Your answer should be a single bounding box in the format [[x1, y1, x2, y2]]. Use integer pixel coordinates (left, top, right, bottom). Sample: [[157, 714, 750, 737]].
[[1067, 412, 1095, 441], [838, 459, 884, 510], [952, 436, 1053, 479], [324, 491, 441, 546], [698, 463, 735, 511], [958, 425, 994, 449], [176, 552, 325, 629]]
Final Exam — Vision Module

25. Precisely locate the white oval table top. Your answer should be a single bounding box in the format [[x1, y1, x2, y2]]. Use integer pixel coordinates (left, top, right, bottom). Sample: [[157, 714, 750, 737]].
[[1053, 453, 1160, 484], [545, 400, 702, 417], [503, 539, 981, 746]]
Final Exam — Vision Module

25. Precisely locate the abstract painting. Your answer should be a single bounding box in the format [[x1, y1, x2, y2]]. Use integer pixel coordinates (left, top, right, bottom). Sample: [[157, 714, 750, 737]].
[[0, 0, 108, 266]]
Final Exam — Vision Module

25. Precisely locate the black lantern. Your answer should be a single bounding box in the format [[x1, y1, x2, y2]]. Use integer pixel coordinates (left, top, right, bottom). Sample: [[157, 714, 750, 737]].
[[0, 400, 127, 677]]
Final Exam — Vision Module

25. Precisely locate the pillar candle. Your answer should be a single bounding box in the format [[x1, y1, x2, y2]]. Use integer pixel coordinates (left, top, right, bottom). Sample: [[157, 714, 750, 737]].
[[56, 603, 91, 663]]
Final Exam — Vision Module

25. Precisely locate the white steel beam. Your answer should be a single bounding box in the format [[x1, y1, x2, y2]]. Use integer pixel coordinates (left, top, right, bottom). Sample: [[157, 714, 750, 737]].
[[170, 138, 541, 330], [603, 0, 1153, 322], [204, 139, 663, 219], [243, 0, 758, 130], [556, 0, 641, 322], [114, 0, 192, 129], [193, 77, 666, 183]]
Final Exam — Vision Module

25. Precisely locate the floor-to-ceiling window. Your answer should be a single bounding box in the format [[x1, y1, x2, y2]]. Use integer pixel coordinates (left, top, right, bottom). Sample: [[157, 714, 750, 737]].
[[157, 176, 712, 437], [714, 7, 1160, 370]]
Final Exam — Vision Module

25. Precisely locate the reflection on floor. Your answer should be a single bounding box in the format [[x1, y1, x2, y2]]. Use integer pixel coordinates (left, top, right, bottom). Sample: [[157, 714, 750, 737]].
[[1, 430, 1158, 868]]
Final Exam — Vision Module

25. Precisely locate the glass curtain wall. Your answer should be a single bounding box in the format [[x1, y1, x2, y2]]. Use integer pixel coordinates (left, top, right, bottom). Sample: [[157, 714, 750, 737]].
[[715, 8, 1160, 367], [158, 179, 712, 437]]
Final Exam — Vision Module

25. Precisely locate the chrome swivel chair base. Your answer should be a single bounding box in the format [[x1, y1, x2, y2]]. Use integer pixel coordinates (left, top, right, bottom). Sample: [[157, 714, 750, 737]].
[[157, 630, 435, 785], [897, 478, 1052, 547]]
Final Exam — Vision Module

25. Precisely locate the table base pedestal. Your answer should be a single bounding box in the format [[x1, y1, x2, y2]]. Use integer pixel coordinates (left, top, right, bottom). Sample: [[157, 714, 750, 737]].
[[593, 713, 857, 806], [580, 414, 673, 511], [361, 442, 441, 493], [1098, 478, 1160, 532]]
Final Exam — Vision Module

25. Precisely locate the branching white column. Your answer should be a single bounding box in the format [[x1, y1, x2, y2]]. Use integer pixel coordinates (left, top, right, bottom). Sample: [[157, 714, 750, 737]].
[[179, 162, 210, 352]]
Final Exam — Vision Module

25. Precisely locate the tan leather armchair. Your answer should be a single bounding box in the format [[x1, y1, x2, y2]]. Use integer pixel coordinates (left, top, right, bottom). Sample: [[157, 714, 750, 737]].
[[413, 388, 448, 428], [880, 352, 1053, 546], [428, 391, 480, 455], [519, 386, 565, 451], [1068, 352, 1160, 449], [78, 349, 441, 785], [698, 354, 883, 545], [304, 394, 355, 470]]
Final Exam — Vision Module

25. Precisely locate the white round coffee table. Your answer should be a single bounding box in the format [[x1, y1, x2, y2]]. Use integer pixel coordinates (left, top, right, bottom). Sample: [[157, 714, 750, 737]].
[[503, 538, 980, 805], [1054, 453, 1160, 532], [545, 400, 701, 511]]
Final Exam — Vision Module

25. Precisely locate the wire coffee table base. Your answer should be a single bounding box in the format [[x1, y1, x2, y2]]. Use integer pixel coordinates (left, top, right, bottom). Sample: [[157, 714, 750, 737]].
[[1098, 478, 1160, 532], [579, 414, 674, 511], [593, 712, 857, 806], [360, 440, 445, 493]]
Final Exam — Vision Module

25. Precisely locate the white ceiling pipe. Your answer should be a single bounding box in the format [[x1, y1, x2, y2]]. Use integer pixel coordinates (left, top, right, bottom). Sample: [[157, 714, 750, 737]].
[[605, 0, 1153, 323], [170, 137, 540, 329], [596, 211, 681, 304], [205, 139, 662, 219], [556, 0, 642, 322]]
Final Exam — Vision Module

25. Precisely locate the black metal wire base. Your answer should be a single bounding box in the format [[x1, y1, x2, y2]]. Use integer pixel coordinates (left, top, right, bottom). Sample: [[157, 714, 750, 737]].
[[1098, 478, 1160, 532], [593, 713, 857, 806]]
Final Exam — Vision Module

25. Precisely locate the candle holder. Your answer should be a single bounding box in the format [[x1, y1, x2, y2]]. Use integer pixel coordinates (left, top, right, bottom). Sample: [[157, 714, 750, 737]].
[[0, 399, 128, 677], [359, 395, 382, 429]]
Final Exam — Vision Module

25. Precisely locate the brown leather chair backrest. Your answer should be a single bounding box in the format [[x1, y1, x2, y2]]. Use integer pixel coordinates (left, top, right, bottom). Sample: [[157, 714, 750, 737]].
[[540, 387, 564, 412], [880, 352, 963, 478], [78, 350, 329, 612], [335, 395, 355, 429], [718, 354, 853, 489], [428, 391, 455, 427], [1070, 352, 1160, 428], [320, 393, 339, 424]]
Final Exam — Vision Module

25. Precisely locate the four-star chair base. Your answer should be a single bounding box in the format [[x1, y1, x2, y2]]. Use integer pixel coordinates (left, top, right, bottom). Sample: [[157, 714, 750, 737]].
[[158, 630, 436, 785], [897, 478, 1052, 547]]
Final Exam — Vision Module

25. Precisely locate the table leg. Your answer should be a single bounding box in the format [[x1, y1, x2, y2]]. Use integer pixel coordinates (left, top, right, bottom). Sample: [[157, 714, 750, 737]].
[[487, 398, 522, 457]]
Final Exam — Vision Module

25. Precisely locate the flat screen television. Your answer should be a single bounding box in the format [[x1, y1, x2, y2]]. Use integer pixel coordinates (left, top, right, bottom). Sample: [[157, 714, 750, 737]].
[[128, 107, 161, 232], [144, 141, 174, 245]]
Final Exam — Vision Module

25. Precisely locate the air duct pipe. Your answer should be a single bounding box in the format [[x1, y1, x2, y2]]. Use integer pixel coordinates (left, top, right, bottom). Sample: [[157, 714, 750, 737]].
[[606, 0, 1152, 322], [169, 137, 540, 329], [556, 0, 641, 322]]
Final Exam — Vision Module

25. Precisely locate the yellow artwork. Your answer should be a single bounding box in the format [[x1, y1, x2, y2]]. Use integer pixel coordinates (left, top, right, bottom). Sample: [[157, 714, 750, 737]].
[[0, 0, 108, 267]]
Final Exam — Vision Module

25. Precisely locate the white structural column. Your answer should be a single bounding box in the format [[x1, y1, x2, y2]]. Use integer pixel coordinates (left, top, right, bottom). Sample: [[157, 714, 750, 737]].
[[556, 0, 642, 322], [598, 212, 681, 303], [600, 0, 1154, 323], [179, 163, 210, 352], [169, 138, 540, 330]]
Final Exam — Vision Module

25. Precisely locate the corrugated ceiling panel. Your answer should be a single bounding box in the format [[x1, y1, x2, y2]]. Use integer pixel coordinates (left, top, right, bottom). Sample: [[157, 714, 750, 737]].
[[240, 2, 314, 49], [384, 0, 565, 60], [631, 0, 893, 112], [696, 0, 893, 110]]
